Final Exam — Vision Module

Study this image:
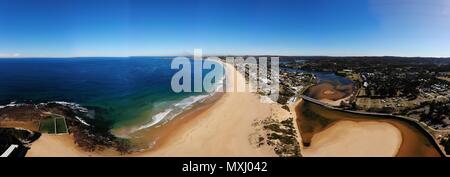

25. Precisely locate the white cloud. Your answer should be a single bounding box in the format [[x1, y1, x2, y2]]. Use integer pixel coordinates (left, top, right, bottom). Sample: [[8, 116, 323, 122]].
[[0, 53, 21, 58]]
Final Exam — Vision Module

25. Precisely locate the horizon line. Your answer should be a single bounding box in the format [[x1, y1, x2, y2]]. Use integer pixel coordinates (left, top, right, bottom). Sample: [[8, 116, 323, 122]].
[[1, 55, 450, 59]]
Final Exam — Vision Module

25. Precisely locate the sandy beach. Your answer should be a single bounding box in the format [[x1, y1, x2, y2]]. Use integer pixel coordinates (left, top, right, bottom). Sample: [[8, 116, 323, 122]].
[[27, 61, 276, 157], [26, 134, 92, 157], [301, 120, 402, 157], [132, 62, 275, 156]]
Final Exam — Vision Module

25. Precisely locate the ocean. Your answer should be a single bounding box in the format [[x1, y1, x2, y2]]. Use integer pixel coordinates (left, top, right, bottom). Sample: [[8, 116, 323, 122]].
[[0, 57, 224, 133]]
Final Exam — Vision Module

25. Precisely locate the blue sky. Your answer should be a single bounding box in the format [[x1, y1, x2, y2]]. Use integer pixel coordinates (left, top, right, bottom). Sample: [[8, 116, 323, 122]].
[[0, 0, 449, 57]]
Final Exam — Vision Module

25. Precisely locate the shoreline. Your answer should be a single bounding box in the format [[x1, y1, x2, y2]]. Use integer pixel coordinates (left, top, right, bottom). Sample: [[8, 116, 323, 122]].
[[26, 61, 277, 157], [129, 62, 276, 156]]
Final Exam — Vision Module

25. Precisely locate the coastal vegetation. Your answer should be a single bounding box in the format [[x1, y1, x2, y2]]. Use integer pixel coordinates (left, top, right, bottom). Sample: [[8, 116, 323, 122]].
[[254, 117, 301, 157]]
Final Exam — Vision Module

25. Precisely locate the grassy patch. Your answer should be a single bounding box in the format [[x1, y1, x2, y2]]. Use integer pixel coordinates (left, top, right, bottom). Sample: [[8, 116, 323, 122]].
[[55, 118, 68, 134], [39, 118, 55, 134], [38, 116, 68, 134]]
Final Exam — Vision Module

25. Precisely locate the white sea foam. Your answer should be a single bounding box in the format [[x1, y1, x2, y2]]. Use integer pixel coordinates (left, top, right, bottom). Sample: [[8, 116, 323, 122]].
[[132, 93, 212, 132], [174, 95, 209, 110], [49, 101, 89, 112], [135, 108, 173, 131], [0, 101, 88, 112], [0, 102, 26, 109], [131, 65, 226, 133], [75, 116, 91, 126]]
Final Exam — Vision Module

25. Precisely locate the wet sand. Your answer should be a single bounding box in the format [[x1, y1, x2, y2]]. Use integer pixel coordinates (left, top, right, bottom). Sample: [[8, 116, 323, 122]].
[[305, 82, 353, 102], [304, 81, 354, 106]]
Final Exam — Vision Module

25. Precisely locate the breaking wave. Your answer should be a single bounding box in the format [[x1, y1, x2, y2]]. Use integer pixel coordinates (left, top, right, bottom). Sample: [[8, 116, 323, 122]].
[[132, 72, 225, 133]]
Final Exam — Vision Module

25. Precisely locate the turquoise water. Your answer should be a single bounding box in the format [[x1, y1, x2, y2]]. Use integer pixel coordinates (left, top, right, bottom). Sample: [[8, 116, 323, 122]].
[[0, 57, 223, 130]]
